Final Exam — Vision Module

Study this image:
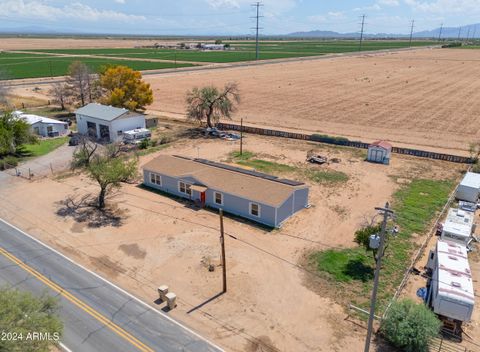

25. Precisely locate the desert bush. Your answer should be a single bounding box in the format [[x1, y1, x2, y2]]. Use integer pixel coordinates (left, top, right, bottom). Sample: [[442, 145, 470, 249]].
[[381, 299, 441, 352], [311, 134, 349, 145], [138, 138, 150, 150]]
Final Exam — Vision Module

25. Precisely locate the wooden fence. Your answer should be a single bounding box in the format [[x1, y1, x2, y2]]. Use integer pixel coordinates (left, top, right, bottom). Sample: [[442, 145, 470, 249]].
[[218, 123, 473, 164]]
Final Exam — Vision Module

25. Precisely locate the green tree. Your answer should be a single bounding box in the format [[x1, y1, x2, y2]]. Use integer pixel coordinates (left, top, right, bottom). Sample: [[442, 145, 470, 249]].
[[0, 287, 63, 352], [99, 65, 153, 111], [381, 299, 441, 352], [0, 112, 36, 156], [186, 82, 240, 128], [215, 39, 223, 44], [87, 153, 137, 209], [354, 224, 381, 262], [71, 135, 98, 169]]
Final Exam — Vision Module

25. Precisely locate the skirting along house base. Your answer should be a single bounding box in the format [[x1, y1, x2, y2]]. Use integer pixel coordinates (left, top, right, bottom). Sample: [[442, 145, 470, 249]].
[[142, 155, 309, 228]]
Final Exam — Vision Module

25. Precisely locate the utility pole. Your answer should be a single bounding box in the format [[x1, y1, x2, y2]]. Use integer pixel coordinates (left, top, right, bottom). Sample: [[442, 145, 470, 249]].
[[251, 2, 263, 61], [240, 117, 244, 156], [473, 25, 477, 41], [219, 209, 227, 293], [466, 27, 471, 41], [438, 23, 443, 42], [458, 26, 462, 41], [409, 20, 415, 47], [359, 14, 366, 51], [364, 202, 395, 352]]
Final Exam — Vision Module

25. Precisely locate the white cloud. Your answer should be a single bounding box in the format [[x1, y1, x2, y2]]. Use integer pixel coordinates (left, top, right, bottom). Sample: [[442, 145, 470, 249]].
[[308, 11, 346, 24], [205, 0, 299, 15], [0, 0, 145, 22], [378, 0, 399, 5], [114, 0, 126, 3], [404, 0, 480, 14]]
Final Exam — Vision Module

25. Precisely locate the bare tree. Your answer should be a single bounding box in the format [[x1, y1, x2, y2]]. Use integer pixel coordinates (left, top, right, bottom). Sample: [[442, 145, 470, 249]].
[[186, 82, 240, 128], [0, 69, 10, 106], [49, 82, 71, 110], [71, 135, 98, 169], [66, 61, 98, 106]]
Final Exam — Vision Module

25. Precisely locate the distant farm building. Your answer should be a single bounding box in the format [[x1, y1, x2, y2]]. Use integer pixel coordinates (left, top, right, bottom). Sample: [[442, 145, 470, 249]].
[[367, 140, 392, 165], [13, 111, 69, 138], [143, 155, 309, 228], [75, 103, 145, 143]]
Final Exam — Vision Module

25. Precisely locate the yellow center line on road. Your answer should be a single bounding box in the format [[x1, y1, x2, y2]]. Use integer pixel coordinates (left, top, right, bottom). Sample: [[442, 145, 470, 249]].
[[0, 246, 154, 352]]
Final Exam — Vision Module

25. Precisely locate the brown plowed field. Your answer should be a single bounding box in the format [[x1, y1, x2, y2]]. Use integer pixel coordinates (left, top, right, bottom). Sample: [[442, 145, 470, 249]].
[[147, 48, 480, 153]]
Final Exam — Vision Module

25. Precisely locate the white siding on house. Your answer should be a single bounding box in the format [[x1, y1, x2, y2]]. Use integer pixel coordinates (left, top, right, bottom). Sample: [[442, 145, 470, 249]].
[[75, 113, 145, 142]]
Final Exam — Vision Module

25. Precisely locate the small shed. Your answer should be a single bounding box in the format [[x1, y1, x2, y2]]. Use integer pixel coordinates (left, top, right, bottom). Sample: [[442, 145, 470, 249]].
[[456, 172, 480, 203], [367, 140, 392, 165]]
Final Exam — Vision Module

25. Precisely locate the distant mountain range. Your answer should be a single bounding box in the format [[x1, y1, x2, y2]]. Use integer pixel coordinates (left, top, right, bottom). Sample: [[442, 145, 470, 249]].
[[1, 23, 479, 39], [287, 23, 480, 39]]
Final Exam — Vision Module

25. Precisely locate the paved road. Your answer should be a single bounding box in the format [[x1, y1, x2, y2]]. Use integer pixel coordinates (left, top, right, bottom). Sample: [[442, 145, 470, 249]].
[[0, 219, 222, 352]]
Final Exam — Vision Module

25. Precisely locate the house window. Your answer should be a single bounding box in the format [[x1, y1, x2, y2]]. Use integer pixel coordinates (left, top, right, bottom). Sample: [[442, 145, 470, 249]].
[[150, 172, 161, 186], [250, 203, 260, 217], [179, 181, 191, 196], [214, 192, 223, 205], [117, 130, 123, 136]]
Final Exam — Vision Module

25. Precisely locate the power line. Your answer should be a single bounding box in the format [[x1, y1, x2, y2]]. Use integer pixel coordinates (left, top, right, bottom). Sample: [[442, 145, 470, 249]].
[[409, 20, 415, 47], [359, 14, 366, 51], [251, 2, 263, 61]]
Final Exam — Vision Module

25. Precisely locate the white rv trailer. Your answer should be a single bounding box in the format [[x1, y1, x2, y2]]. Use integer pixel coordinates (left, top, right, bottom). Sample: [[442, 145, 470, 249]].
[[441, 208, 475, 245], [426, 240, 474, 332], [456, 172, 480, 203], [123, 128, 151, 144]]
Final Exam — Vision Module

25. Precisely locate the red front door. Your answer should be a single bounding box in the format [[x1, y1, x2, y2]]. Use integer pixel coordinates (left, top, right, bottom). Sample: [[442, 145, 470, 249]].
[[200, 191, 206, 205]]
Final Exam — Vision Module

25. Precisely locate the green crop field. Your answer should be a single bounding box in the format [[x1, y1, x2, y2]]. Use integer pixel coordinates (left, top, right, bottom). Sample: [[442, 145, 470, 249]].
[[5, 40, 438, 79], [23, 40, 437, 63], [0, 54, 194, 80]]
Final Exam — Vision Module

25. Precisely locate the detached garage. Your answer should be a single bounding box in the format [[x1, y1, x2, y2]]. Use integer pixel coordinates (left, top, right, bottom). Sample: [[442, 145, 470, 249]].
[[367, 140, 392, 165], [456, 172, 480, 203]]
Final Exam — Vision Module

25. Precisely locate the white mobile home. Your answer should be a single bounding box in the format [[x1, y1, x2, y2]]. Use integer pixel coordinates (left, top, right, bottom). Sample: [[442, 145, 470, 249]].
[[14, 112, 68, 138], [441, 208, 475, 245], [75, 103, 145, 143], [456, 172, 480, 203], [426, 240, 474, 327]]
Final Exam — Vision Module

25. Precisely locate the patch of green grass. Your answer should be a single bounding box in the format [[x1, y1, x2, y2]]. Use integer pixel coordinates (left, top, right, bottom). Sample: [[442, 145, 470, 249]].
[[0, 56, 195, 80], [237, 159, 296, 173], [229, 150, 256, 161], [304, 169, 349, 184], [309, 178, 455, 313], [311, 248, 373, 282], [19, 137, 68, 158]]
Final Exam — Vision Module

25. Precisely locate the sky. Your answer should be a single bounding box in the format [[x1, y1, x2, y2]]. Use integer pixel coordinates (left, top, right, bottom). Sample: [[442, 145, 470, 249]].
[[0, 0, 479, 35]]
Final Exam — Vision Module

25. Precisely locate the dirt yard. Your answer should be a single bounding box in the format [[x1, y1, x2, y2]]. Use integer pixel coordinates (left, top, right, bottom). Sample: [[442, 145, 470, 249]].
[[142, 48, 480, 155], [0, 129, 467, 352]]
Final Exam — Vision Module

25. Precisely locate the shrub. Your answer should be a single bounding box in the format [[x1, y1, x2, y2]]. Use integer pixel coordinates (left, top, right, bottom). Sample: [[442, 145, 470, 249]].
[[0, 155, 18, 170], [159, 136, 172, 145], [311, 134, 350, 145], [381, 299, 441, 352], [138, 138, 150, 150]]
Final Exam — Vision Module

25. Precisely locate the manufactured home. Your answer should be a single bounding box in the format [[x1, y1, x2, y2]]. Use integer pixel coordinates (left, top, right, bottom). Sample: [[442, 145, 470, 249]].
[[367, 140, 392, 165], [456, 172, 480, 203], [441, 208, 475, 245], [14, 111, 69, 138], [75, 103, 145, 143], [142, 155, 309, 227], [426, 240, 475, 333]]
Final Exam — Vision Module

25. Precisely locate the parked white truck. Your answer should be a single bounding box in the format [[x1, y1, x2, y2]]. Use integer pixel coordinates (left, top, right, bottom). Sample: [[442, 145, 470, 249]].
[[426, 239, 475, 336]]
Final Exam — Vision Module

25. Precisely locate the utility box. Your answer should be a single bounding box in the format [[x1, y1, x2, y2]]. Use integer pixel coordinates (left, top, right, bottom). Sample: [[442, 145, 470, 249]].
[[165, 292, 177, 310], [369, 234, 380, 249], [158, 285, 169, 301]]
